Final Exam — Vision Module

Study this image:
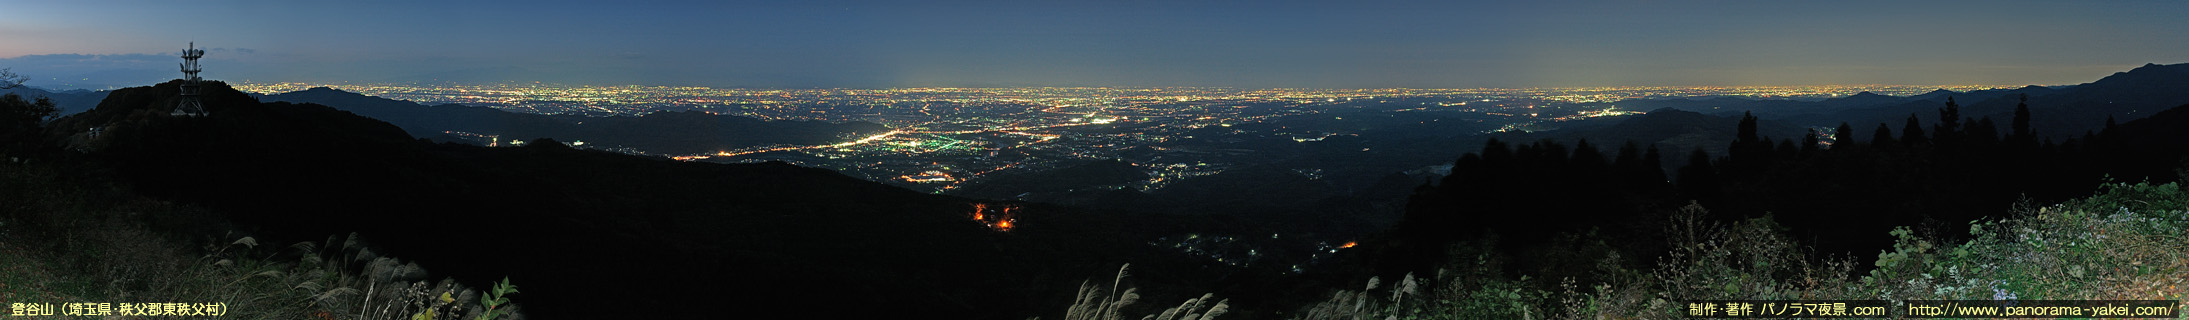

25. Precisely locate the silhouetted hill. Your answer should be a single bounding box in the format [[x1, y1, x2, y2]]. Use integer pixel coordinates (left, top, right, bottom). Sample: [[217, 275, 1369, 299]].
[[1622, 88, 2015, 123], [1362, 64, 2189, 283], [2092, 103, 2189, 182], [1615, 97, 1806, 117], [1813, 63, 2188, 141], [953, 159, 1147, 201], [1906, 89, 1958, 101], [255, 87, 890, 155], [4, 85, 111, 116], [45, 81, 1226, 320], [1604, 63, 2189, 146], [50, 80, 414, 151], [2113, 104, 2189, 150], [1827, 91, 1901, 107], [1501, 108, 1805, 165], [1984, 63, 2189, 137]]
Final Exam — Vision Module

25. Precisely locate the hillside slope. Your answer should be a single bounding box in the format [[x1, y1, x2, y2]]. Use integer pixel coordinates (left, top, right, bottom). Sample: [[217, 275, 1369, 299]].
[[42, 80, 1211, 319], [255, 87, 889, 155]]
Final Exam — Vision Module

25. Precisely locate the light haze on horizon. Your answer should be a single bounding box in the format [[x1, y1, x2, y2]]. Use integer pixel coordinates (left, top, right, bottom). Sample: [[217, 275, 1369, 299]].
[[2, 0, 2185, 89]]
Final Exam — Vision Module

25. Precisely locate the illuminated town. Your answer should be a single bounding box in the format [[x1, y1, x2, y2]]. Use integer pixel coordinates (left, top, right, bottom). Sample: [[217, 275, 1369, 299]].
[[235, 82, 2014, 194]]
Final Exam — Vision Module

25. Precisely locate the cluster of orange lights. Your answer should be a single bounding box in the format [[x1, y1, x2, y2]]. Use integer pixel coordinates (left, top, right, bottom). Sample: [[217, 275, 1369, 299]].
[[969, 203, 1020, 232]]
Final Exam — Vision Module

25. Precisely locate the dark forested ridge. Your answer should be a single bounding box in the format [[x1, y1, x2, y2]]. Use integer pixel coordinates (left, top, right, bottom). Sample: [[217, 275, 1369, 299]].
[[255, 87, 889, 155], [26, 80, 1234, 319], [1323, 64, 2189, 317], [1364, 64, 2189, 281], [1622, 63, 2189, 142], [1375, 97, 2189, 284], [4, 85, 111, 116]]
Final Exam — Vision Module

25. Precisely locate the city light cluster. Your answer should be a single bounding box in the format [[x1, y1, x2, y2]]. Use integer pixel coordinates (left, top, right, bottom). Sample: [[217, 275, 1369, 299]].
[[234, 82, 2013, 194]]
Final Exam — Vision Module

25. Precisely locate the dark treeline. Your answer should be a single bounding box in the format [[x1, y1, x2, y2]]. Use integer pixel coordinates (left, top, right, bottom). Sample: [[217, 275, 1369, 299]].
[[1382, 136, 1679, 286], [0, 92, 61, 156], [1376, 96, 2189, 285]]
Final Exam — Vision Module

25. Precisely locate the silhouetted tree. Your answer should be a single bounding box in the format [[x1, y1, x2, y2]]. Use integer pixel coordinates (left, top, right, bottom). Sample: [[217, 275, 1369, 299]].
[[0, 93, 55, 128], [2010, 94, 2034, 148], [0, 69, 51, 151], [0, 68, 26, 89], [1570, 138, 1607, 182], [1614, 141, 1641, 170], [1482, 137, 1513, 167], [0, 93, 58, 154], [1727, 111, 1771, 172], [1613, 141, 1662, 189], [1532, 138, 1567, 170], [1902, 114, 1929, 147], [1969, 116, 2000, 147], [1677, 148, 1720, 204], [2101, 115, 2119, 140], [1801, 129, 1820, 155], [1385, 100, 2189, 288], [2078, 130, 2098, 152], [1833, 122, 1855, 150], [1736, 111, 1759, 144], [1871, 123, 1896, 147], [1642, 144, 1666, 183], [1935, 97, 1962, 147], [1776, 138, 1798, 160]]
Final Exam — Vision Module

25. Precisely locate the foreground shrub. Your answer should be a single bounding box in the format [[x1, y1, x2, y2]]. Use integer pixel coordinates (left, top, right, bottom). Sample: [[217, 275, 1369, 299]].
[[1053, 263, 1229, 320], [0, 161, 526, 319], [1288, 182, 2189, 319]]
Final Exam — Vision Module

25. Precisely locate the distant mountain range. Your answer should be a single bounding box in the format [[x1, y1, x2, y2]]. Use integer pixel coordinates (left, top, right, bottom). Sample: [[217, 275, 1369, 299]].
[[1614, 85, 2060, 121], [951, 159, 1148, 200], [1362, 63, 2189, 286], [3, 85, 109, 116], [1505, 62, 2189, 161], [22, 61, 2189, 320], [1618, 63, 2189, 141], [254, 87, 889, 155], [1499, 108, 1809, 167]]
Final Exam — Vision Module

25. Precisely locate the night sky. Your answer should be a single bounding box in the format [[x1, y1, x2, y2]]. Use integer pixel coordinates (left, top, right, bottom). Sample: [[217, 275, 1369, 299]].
[[2, 0, 2184, 89]]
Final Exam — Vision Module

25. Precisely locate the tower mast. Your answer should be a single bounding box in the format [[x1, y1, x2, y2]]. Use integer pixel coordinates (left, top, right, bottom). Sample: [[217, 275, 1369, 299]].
[[173, 42, 207, 117]]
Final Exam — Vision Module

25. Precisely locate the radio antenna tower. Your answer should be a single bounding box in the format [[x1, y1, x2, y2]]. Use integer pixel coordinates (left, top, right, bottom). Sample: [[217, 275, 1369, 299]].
[[172, 42, 207, 117]]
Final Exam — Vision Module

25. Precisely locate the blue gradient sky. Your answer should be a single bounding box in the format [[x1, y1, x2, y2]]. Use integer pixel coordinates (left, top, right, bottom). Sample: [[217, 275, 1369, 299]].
[[2, 0, 2184, 89]]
